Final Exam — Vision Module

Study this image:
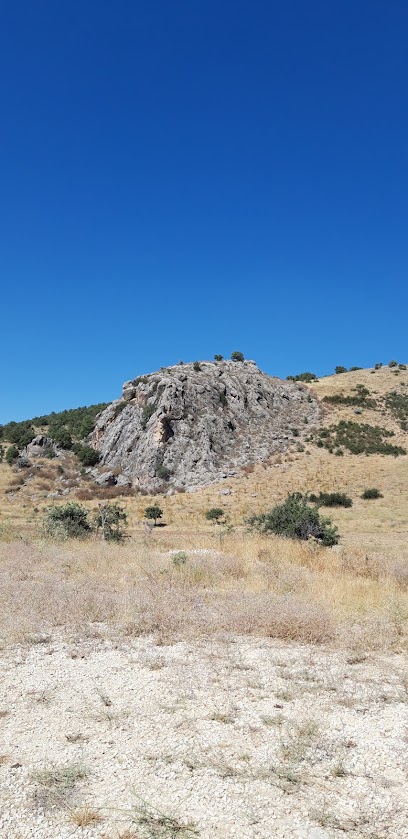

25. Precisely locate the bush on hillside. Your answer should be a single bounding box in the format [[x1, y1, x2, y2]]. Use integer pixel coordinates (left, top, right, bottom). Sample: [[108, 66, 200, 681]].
[[205, 507, 225, 524], [247, 493, 339, 546], [286, 372, 317, 383], [312, 420, 406, 456], [144, 505, 163, 525], [43, 502, 91, 540], [335, 366, 347, 374], [231, 351, 245, 362], [5, 445, 19, 465], [308, 492, 352, 508], [361, 487, 383, 499], [214, 354, 224, 361], [73, 444, 100, 466], [94, 502, 127, 541]]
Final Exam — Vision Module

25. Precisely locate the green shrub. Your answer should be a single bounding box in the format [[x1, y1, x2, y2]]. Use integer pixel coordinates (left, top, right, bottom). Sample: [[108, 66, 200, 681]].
[[140, 403, 156, 430], [43, 503, 91, 540], [171, 551, 187, 566], [219, 391, 228, 407], [155, 463, 172, 481], [313, 420, 406, 456], [73, 444, 100, 466], [361, 487, 383, 499], [349, 366, 362, 371], [286, 372, 317, 382], [247, 493, 339, 546], [52, 427, 73, 449], [214, 354, 224, 361], [193, 361, 201, 371], [323, 386, 376, 409], [5, 445, 19, 465], [385, 391, 408, 430], [335, 366, 347, 375], [374, 363, 382, 370], [144, 505, 163, 525], [94, 502, 127, 541], [308, 492, 352, 508], [231, 351, 245, 362], [114, 401, 127, 416], [388, 360, 398, 367], [205, 507, 225, 524]]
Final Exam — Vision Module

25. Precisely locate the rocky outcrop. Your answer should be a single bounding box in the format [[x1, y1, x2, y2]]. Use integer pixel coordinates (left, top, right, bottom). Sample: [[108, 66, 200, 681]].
[[91, 360, 320, 491]]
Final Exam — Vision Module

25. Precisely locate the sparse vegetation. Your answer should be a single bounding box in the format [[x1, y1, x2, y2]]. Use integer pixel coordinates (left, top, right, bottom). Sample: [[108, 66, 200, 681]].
[[308, 491, 352, 508], [247, 493, 339, 546], [323, 384, 376, 409], [214, 354, 224, 361], [312, 420, 406, 456], [335, 366, 347, 374], [231, 351, 245, 362], [385, 391, 408, 431], [141, 402, 156, 430], [94, 502, 128, 541], [361, 487, 383, 499]]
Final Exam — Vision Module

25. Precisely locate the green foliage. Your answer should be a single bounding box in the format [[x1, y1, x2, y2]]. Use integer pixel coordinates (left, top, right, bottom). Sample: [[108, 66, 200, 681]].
[[313, 420, 406, 456], [286, 372, 317, 383], [214, 354, 224, 361], [388, 360, 398, 367], [72, 444, 100, 466], [94, 502, 127, 541], [114, 401, 127, 416], [155, 463, 172, 481], [205, 507, 225, 524], [385, 391, 408, 431], [361, 487, 383, 499], [374, 362, 382, 370], [43, 502, 91, 540], [172, 551, 187, 566], [51, 427, 73, 449], [5, 445, 19, 465], [308, 492, 352, 508], [193, 361, 201, 371], [133, 376, 149, 386], [219, 391, 228, 407], [141, 403, 156, 430], [335, 366, 347, 374], [0, 420, 36, 448], [0, 446, 3, 462], [247, 493, 339, 546], [349, 366, 362, 371], [44, 403, 108, 442], [231, 351, 245, 362], [323, 385, 376, 409], [144, 505, 163, 525]]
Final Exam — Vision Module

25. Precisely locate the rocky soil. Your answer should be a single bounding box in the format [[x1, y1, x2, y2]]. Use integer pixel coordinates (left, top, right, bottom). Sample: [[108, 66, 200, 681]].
[[1, 633, 408, 839], [91, 360, 320, 491]]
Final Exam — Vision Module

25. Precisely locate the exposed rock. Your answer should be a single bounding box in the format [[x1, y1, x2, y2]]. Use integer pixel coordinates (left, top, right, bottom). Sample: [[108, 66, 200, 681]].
[[91, 360, 320, 492], [94, 471, 117, 487], [26, 436, 58, 458]]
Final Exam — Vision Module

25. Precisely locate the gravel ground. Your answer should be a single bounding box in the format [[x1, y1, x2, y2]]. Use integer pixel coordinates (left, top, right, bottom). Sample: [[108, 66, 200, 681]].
[[0, 632, 407, 839]]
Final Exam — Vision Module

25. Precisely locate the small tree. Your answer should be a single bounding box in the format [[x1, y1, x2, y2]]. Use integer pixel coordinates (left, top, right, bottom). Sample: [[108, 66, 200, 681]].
[[94, 502, 127, 541], [231, 351, 245, 362], [205, 507, 225, 525], [214, 354, 224, 361], [335, 366, 347, 374], [193, 361, 201, 371], [247, 493, 338, 546], [73, 444, 100, 466], [43, 502, 91, 540], [144, 505, 163, 526], [6, 445, 19, 465], [388, 360, 398, 367]]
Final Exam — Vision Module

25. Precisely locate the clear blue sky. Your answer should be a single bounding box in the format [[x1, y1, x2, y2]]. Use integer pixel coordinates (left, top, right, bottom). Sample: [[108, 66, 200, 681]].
[[1, 1, 407, 422]]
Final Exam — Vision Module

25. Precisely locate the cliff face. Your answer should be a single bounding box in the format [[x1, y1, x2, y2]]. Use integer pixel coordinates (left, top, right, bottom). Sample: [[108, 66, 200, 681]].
[[91, 360, 320, 491]]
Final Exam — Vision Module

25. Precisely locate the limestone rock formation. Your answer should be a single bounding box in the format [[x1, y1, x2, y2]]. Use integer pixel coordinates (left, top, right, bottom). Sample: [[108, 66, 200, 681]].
[[91, 360, 320, 491]]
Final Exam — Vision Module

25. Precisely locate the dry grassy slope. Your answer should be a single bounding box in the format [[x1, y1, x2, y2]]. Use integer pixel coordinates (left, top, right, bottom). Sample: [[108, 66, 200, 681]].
[[1, 365, 407, 555]]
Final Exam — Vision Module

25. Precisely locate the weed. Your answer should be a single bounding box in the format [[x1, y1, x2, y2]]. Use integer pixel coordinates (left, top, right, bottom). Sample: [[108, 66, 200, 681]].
[[70, 807, 103, 826], [132, 799, 199, 837]]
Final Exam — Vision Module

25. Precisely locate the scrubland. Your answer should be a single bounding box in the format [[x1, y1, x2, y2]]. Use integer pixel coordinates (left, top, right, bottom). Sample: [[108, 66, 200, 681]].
[[1, 366, 408, 837]]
